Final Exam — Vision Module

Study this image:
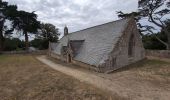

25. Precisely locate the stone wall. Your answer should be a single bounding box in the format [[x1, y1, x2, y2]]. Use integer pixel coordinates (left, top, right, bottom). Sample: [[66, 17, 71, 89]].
[[146, 50, 170, 58]]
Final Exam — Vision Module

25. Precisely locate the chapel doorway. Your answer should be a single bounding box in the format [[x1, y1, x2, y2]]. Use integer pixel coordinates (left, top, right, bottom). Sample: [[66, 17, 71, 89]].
[[68, 54, 72, 63]]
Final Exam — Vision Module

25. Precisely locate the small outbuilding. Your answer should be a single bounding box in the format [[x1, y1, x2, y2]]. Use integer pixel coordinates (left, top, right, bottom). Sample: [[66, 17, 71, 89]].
[[49, 17, 145, 72]]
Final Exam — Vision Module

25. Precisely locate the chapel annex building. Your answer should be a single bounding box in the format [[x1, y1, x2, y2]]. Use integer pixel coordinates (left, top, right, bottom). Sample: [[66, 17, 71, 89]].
[[49, 17, 145, 73]]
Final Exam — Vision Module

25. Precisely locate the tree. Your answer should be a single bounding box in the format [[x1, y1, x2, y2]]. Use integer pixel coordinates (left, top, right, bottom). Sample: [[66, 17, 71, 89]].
[[117, 11, 144, 35], [142, 19, 170, 50], [117, 11, 140, 19], [0, 0, 18, 51], [4, 38, 25, 51], [38, 23, 59, 42], [142, 32, 167, 50], [30, 39, 49, 50], [14, 11, 40, 50], [117, 0, 170, 49], [30, 23, 59, 50], [139, 0, 170, 49]]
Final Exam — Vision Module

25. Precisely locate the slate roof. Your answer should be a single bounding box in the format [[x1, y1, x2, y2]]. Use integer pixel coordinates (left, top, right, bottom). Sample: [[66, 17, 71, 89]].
[[70, 40, 85, 57], [52, 18, 130, 67]]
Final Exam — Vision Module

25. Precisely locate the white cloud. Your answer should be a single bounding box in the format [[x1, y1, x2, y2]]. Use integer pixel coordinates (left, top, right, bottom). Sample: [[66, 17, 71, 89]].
[[4, 0, 138, 36]]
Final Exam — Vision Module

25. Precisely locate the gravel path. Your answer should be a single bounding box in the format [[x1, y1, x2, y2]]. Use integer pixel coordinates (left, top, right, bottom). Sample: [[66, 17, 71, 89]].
[[37, 56, 170, 100]]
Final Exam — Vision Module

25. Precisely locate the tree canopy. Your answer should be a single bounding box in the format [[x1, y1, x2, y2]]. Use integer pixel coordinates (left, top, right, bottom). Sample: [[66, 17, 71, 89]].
[[38, 23, 59, 42], [13, 11, 41, 50], [29, 23, 60, 50], [117, 0, 170, 50], [0, 0, 18, 51]]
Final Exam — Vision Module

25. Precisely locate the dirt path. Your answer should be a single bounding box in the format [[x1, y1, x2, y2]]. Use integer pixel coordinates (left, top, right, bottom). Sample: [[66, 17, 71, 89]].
[[37, 56, 170, 100]]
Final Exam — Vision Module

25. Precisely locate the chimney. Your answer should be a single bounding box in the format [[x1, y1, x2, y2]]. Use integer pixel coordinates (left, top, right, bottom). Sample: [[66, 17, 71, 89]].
[[64, 25, 68, 36]]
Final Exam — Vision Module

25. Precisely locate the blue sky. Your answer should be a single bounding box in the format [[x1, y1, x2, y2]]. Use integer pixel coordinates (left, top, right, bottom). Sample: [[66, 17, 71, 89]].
[[5, 0, 138, 37]]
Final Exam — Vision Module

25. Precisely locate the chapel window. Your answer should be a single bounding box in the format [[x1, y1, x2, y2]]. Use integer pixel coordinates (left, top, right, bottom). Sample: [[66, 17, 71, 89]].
[[128, 34, 135, 57]]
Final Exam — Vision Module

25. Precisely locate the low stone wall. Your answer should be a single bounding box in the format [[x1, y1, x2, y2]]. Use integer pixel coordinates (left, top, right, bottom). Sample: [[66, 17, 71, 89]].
[[0, 50, 47, 55], [146, 50, 170, 58]]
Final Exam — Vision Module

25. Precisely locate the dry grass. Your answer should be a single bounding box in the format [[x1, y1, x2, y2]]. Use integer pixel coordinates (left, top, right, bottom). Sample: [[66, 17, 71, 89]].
[[0, 55, 113, 100], [113, 58, 170, 86], [1, 55, 170, 100], [107, 58, 170, 100], [115, 59, 170, 76], [47, 56, 170, 100]]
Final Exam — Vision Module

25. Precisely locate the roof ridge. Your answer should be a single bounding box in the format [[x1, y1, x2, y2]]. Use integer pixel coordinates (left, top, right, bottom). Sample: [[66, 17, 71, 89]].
[[70, 18, 130, 34], [59, 18, 130, 40]]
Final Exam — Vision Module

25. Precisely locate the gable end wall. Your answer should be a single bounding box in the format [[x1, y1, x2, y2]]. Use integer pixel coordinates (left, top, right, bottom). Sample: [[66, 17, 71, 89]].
[[98, 19, 145, 72]]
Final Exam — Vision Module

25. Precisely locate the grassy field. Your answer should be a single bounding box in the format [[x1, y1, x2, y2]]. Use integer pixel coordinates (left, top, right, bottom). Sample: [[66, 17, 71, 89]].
[[115, 58, 170, 78], [0, 55, 113, 100], [0, 55, 170, 100], [107, 58, 170, 100]]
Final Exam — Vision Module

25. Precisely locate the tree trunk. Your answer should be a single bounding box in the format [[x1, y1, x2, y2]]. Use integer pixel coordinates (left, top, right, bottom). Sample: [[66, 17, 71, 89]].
[[0, 20, 5, 52], [0, 31, 4, 52], [166, 32, 170, 50], [24, 31, 29, 51], [163, 28, 170, 50], [154, 35, 169, 49], [148, 29, 169, 50]]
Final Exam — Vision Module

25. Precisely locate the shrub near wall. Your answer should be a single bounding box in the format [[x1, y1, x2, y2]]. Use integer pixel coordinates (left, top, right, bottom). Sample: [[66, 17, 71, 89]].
[[146, 50, 170, 58]]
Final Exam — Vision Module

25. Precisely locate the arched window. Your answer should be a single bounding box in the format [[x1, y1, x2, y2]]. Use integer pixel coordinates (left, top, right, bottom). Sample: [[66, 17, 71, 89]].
[[128, 34, 135, 57]]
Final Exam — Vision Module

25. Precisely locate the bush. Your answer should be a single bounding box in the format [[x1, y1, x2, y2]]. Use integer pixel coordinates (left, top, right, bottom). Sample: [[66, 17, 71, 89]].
[[142, 32, 167, 50], [30, 39, 49, 50], [4, 38, 25, 51]]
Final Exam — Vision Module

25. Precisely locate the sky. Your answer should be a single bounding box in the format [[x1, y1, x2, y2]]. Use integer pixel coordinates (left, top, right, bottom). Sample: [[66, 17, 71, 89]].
[[4, 0, 138, 37]]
